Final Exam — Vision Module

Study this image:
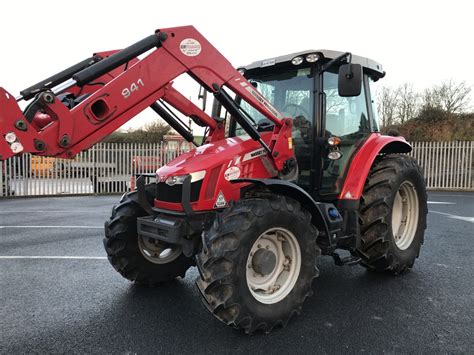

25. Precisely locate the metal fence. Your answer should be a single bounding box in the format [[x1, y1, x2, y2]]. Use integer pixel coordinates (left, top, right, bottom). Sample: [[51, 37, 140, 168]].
[[0, 142, 188, 197], [409, 141, 473, 190], [0, 141, 472, 197]]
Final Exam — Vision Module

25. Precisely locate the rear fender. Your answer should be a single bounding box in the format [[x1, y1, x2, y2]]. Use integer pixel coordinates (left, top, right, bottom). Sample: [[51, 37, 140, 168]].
[[339, 133, 412, 201]]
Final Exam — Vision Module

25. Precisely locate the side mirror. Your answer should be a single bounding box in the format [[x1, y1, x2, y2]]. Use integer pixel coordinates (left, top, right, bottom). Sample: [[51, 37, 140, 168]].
[[198, 86, 207, 111], [338, 63, 362, 97]]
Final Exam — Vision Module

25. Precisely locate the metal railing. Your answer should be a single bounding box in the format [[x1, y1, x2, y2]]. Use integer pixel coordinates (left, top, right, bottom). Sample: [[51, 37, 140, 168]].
[[409, 141, 473, 191], [0, 142, 188, 197], [0, 141, 472, 197]]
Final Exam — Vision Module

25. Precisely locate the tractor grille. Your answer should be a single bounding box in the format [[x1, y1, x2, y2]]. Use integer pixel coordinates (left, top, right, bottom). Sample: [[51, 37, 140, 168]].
[[156, 180, 203, 203]]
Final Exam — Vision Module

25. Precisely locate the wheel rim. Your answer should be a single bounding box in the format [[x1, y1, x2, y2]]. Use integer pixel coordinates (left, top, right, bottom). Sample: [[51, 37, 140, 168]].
[[246, 227, 301, 304], [138, 236, 182, 264], [391, 181, 419, 250]]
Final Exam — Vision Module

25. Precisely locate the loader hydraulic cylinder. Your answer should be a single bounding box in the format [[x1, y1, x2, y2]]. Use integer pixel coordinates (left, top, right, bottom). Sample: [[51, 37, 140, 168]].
[[18, 55, 103, 101], [213, 86, 271, 153], [73, 34, 164, 86], [150, 102, 196, 145]]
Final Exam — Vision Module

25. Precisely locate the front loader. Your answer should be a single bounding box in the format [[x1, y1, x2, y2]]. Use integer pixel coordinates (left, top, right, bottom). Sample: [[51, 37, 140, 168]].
[[0, 26, 427, 334]]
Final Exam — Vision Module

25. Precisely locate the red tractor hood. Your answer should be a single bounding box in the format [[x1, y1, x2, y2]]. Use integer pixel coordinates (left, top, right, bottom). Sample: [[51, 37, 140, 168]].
[[156, 134, 272, 180]]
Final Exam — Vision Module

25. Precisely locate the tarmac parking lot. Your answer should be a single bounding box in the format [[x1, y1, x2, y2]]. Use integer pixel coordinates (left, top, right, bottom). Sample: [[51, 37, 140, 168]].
[[0, 191, 473, 353]]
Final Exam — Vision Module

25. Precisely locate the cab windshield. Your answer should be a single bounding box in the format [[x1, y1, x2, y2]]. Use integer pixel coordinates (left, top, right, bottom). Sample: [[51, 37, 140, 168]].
[[231, 65, 315, 191], [233, 66, 315, 137]]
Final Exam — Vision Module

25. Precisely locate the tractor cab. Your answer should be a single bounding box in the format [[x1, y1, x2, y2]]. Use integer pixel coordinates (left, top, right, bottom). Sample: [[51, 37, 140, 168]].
[[231, 50, 385, 200]]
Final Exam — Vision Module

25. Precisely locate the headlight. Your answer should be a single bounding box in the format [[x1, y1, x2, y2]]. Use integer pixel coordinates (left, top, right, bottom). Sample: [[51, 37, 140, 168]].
[[165, 170, 206, 186], [305, 53, 319, 63], [328, 136, 341, 146], [291, 56, 303, 65], [328, 150, 343, 160]]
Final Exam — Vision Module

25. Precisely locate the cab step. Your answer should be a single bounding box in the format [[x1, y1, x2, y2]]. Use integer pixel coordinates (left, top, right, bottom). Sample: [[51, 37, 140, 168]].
[[331, 252, 361, 266]]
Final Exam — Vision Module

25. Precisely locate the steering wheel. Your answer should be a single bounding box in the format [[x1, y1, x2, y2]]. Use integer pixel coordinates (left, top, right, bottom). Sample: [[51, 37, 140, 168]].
[[282, 103, 310, 120]]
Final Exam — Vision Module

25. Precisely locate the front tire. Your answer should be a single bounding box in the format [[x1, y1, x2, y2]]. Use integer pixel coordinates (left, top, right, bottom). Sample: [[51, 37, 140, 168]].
[[196, 195, 320, 334], [357, 155, 427, 274], [104, 184, 194, 286]]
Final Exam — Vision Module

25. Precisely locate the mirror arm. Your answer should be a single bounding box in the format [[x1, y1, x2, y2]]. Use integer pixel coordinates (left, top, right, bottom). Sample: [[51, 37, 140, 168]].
[[322, 52, 351, 72]]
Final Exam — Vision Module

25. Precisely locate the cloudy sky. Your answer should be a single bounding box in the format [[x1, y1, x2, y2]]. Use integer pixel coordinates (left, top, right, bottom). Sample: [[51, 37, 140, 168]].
[[0, 0, 471, 130]]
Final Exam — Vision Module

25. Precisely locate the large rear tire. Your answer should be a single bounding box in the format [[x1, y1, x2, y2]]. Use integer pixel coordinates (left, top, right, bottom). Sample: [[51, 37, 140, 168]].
[[196, 195, 320, 334], [357, 154, 427, 274], [104, 184, 194, 286]]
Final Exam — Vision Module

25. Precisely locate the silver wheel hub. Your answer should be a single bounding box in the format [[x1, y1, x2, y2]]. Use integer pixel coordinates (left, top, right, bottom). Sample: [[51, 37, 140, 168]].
[[138, 236, 182, 264], [246, 227, 301, 304], [391, 181, 419, 250]]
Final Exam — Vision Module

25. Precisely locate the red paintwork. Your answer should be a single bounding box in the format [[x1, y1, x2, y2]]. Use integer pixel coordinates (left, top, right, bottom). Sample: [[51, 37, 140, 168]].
[[161, 84, 225, 142], [31, 112, 53, 130], [155, 132, 275, 211], [339, 133, 411, 200], [0, 25, 294, 213], [0, 26, 289, 165], [0, 26, 405, 215]]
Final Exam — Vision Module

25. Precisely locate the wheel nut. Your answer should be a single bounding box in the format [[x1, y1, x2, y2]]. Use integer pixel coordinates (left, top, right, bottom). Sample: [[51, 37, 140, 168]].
[[257, 244, 262, 248]]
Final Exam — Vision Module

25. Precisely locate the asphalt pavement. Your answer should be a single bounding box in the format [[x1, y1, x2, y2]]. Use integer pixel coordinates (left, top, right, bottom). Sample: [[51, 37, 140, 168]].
[[0, 191, 473, 353]]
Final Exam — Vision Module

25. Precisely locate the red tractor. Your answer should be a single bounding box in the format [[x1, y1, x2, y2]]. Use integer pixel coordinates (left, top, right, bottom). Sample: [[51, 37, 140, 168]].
[[0, 26, 427, 334]]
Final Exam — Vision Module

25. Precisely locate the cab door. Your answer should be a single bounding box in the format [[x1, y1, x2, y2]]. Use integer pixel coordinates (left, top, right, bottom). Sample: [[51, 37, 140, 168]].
[[318, 70, 373, 196]]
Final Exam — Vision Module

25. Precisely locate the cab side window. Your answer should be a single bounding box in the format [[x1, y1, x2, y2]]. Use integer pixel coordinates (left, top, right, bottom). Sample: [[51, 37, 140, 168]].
[[324, 71, 369, 138]]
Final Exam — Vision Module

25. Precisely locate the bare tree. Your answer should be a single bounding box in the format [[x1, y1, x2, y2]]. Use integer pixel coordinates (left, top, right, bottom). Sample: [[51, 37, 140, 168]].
[[377, 86, 400, 127], [422, 86, 442, 110], [325, 89, 347, 114], [422, 80, 472, 114], [397, 83, 419, 123]]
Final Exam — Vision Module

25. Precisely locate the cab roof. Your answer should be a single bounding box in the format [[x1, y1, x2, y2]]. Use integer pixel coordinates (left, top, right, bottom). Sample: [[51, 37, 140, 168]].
[[239, 49, 385, 79]]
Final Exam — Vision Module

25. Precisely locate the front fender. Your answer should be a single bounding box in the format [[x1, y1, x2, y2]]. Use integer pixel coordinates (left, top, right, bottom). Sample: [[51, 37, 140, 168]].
[[233, 178, 331, 239], [339, 133, 411, 201]]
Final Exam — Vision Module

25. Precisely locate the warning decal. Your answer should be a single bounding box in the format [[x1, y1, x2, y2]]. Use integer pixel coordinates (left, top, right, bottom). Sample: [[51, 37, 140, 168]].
[[214, 191, 227, 208], [180, 38, 202, 57]]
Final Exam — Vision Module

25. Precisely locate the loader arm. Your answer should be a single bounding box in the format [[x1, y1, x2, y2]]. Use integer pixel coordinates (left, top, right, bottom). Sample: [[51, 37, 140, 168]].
[[0, 26, 293, 172]]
